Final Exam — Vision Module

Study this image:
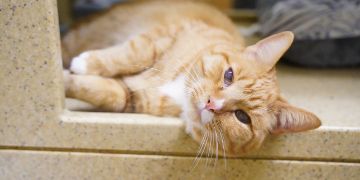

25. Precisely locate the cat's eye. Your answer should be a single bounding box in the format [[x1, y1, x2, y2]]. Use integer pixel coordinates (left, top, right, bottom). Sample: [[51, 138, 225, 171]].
[[224, 67, 233, 87], [235, 110, 251, 124]]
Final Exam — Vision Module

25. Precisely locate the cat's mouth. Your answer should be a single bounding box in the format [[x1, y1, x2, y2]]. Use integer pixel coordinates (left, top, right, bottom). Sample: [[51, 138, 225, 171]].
[[196, 100, 221, 125], [199, 108, 214, 125]]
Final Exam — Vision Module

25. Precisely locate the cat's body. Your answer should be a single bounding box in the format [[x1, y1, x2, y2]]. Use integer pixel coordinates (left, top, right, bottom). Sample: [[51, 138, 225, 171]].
[[61, 1, 243, 67], [63, 1, 321, 155], [63, 1, 244, 132]]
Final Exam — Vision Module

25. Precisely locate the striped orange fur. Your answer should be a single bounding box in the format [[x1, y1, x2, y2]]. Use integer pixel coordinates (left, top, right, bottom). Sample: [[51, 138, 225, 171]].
[[63, 1, 321, 155]]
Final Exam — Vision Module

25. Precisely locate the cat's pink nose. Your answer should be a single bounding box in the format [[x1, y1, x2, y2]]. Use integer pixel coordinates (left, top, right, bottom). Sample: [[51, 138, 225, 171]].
[[205, 98, 225, 112], [205, 99, 216, 111]]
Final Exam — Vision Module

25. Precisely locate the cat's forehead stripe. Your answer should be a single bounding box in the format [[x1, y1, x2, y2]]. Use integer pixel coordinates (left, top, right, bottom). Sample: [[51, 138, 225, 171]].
[[217, 52, 230, 65]]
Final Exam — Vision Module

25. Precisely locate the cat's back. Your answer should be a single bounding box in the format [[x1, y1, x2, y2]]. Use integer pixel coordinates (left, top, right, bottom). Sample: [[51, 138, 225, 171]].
[[61, 1, 242, 67]]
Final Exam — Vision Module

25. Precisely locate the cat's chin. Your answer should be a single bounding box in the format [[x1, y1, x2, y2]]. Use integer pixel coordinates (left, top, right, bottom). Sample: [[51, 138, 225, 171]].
[[199, 109, 214, 125], [189, 124, 265, 157], [190, 130, 255, 157]]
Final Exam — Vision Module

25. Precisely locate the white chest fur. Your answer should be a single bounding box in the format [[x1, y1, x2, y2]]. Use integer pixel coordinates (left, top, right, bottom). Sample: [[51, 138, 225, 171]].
[[158, 74, 201, 137], [158, 74, 188, 108]]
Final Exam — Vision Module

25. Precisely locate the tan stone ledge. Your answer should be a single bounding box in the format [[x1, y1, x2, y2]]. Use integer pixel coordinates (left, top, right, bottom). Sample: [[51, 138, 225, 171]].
[[1, 149, 359, 180]]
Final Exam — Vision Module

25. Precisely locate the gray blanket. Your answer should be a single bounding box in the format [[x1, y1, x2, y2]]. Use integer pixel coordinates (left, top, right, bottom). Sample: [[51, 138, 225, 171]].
[[257, 0, 360, 39], [256, 0, 360, 67]]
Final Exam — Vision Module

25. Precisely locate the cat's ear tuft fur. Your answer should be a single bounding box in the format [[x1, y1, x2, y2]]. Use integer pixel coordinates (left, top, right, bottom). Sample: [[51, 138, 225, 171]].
[[270, 100, 321, 135], [244, 31, 294, 72]]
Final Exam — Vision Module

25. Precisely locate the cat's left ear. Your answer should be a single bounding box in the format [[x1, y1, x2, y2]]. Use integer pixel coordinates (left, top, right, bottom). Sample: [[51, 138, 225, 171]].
[[270, 99, 321, 135], [244, 31, 294, 72]]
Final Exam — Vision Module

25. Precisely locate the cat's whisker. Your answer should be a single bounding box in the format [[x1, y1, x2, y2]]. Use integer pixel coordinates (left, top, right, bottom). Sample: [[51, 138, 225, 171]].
[[191, 79, 205, 97], [186, 73, 200, 94], [180, 59, 201, 82], [191, 86, 201, 99], [217, 121, 227, 170], [193, 70, 203, 86], [179, 59, 207, 97], [189, 70, 200, 88], [186, 81, 203, 99], [200, 132, 210, 157], [189, 72, 200, 87], [184, 77, 197, 92], [184, 73, 205, 97], [184, 84, 198, 98], [197, 130, 211, 168], [209, 128, 216, 169], [193, 84, 202, 96], [185, 76, 198, 90], [195, 130, 208, 158], [192, 130, 209, 170], [205, 127, 213, 168], [197, 75, 205, 97], [185, 70, 199, 84], [211, 127, 217, 167], [159, 58, 198, 83], [213, 123, 219, 168], [183, 68, 208, 100], [182, 83, 197, 97]]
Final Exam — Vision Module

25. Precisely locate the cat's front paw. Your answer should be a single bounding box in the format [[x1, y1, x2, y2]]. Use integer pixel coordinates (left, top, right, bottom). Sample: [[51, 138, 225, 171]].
[[70, 52, 90, 75]]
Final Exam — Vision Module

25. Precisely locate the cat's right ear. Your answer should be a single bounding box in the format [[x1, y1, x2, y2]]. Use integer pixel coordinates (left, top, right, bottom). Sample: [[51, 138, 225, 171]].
[[270, 99, 321, 135], [243, 31, 294, 72]]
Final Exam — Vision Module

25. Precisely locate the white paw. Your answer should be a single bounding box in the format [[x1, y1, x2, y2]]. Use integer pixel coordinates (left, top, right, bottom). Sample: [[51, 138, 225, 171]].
[[70, 52, 89, 74]]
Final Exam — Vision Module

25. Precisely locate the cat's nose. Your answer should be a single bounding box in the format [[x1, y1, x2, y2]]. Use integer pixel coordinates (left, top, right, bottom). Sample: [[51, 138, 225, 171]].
[[205, 98, 224, 112], [205, 99, 216, 111]]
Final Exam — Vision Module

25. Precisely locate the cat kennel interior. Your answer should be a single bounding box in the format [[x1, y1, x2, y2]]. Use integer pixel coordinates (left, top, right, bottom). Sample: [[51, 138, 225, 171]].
[[0, 0, 359, 179]]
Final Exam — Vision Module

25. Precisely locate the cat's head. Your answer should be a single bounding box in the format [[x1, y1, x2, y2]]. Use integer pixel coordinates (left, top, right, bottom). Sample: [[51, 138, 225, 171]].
[[186, 31, 321, 155]]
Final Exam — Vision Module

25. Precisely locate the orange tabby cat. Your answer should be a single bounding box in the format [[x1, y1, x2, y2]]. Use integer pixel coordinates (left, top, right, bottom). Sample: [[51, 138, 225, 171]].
[[62, 1, 321, 155]]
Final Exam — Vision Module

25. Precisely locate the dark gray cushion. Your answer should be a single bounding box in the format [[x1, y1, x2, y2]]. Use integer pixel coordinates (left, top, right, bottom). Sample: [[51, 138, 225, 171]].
[[256, 0, 360, 67]]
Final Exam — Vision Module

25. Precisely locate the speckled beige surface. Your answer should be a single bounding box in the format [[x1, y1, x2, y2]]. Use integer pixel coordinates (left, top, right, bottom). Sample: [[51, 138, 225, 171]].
[[1, 150, 359, 180], [277, 65, 360, 128], [0, 0, 64, 145], [0, 0, 359, 178]]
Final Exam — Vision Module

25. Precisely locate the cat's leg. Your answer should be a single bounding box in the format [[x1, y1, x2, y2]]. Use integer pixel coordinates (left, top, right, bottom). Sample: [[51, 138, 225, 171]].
[[63, 70, 128, 112], [70, 26, 176, 77]]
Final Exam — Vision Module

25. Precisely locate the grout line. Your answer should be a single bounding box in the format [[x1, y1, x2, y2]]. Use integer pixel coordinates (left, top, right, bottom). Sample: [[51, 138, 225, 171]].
[[0, 145, 359, 164]]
